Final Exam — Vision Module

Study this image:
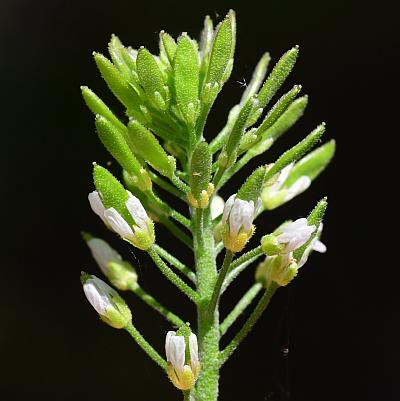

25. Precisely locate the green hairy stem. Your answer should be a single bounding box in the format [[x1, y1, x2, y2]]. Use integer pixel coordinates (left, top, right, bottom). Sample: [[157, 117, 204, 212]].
[[81, 9, 333, 401]]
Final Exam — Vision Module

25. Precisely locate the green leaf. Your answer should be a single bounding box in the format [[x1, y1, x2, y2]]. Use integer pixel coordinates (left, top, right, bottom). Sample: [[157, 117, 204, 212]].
[[237, 166, 266, 203], [205, 10, 236, 86], [94, 52, 140, 110], [258, 95, 308, 142], [284, 140, 336, 188], [264, 123, 326, 182], [160, 31, 177, 64], [251, 84, 302, 139], [240, 52, 271, 105], [293, 197, 328, 260], [136, 47, 167, 110], [249, 46, 299, 120], [174, 34, 200, 124], [93, 164, 133, 225], [95, 115, 143, 181], [81, 86, 126, 133], [127, 120, 175, 178], [189, 141, 212, 198]]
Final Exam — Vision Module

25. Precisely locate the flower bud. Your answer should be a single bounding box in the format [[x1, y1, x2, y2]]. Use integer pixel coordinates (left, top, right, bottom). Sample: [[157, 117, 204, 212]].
[[82, 274, 132, 328], [255, 254, 298, 287], [86, 237, 138, 290], [221, 194, 260, 253], [165, 327, 200, 390]]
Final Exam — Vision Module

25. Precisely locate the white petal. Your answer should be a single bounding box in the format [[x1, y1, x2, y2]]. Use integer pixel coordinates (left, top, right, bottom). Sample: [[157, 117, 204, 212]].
[[87, 238, 122, 275], [313, 239, 327, 253], [270, 164, 294, 192], [279, 218, 308, 234], [168, 335, 186, 370], [285, 176, 311, 201], [165, 331, 176, 362], [125, 192, 148, 227], [298, 239, 316, 268], [222, 194, 236, 224], [254, 197, 262, 215], [104, 208, 134, 239], [88, 191, 107, 223], [210, 195, 225, 219], [240, 201, 255, 232], [229, 199, 244, 236], [189, 333, 199, 369], [83, 278, 113, 315]]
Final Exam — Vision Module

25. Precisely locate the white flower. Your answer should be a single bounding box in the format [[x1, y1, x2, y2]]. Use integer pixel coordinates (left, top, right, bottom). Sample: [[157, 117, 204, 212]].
[[262, 163, 311, 210], [82, 275, 131, 328], [221, 194, 261, 252], [87, 238, 122, 275], [276, 218, 316, 253], [210, 195, 225, 219], [165, 331, 200, 390], [88, 190, 155, 250], [298, 224, 327, 268]]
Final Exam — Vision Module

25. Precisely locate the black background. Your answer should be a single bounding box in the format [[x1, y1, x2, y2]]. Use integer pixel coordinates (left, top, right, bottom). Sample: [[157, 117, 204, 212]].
[[0, 0, 396, 400]]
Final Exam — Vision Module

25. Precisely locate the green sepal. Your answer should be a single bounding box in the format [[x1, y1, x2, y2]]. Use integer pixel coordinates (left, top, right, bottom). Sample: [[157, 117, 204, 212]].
[[93, 164, 133, 225], [205, 10, 236, 87], [261, 234, 283, 256], [293, 197, 328, 260], [160, 31, 177, 64], [189, 141, 212, 198], [284, 140, 336, 188], [264, 123, 326, 183], [251, 84, 302, 140], [93, 52, 140, 110], [174, 34, 200, 126], [81, 86, 126, 133], [258, 95, 308, 142], [222, 96, 258, 167], [95, 115, 145, 187], [236, 165, 266, 202], [136, 47, 167, 110], [240, 52, 271, 105], [127, 120, 175, 178]]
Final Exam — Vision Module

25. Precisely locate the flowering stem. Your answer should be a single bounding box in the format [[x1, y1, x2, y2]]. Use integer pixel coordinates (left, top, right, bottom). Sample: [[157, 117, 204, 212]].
[[153, 244, 196, 283], [193, 208, 220, 401], [219, 282, 278, 365], [149, 192, 191, 229], [130, 285, 185, 328], [125, 321, 167, 370], [148, 171, 186, 199], [148, 246, 200, 303], [183, 390, 190, 401], [221, 246, 264, 292], [208, 250, 234, 318], [158, 216, 193, 249], [212, 166, 226, 187], [219, 282, 263, 336]]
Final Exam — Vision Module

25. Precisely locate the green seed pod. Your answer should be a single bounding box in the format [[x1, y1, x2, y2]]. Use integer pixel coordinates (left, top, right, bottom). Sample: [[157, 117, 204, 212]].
[[236, 165, 266, 203], [136, 47, 167, 110], [189, 141, 212, 199], [284, 140, 336, 187], [93, 52, 140, 110], [95, 115, 148, 191], [127, 119, 175, 178], [205, 10, 236, 87], [174, 34, 200, 126]]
